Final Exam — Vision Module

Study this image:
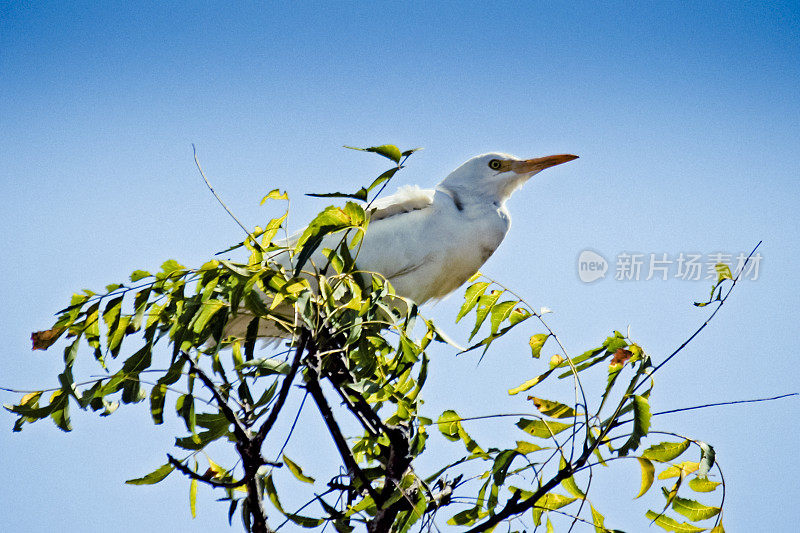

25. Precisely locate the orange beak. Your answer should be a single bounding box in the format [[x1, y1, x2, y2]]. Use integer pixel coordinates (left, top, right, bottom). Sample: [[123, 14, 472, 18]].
[[511, 154, 578, 174]]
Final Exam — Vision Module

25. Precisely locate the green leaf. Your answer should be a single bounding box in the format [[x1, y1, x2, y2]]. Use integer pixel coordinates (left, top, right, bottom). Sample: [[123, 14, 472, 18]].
[[366, 166, 400, 193], [190, 477, 197, 518], [437, 410, 462, 441], [345, 144, 402, 163], [508, 307, 532, 326], [515, 440, 544, 454], [191, 300, 226, 334], [645, 510, 707, 532], [160, 259, 185, 276], [283, 454, 315, 484], [492, 449, 520, 486], [130, 269, 151, 282], [672, 496, 721, 521], [174, 421, 232, 451], [126, 463, 175, 485], [617, 394, 651, 456], [590, 504, 606, 533], [469, 290, 503, 340], [635, 458, 655, 499], [261, 189, 288, 203], [659, 462, 699, 480], [150, 358, 185, 425], [121, 344, 152, 375], [457, 282, 489, 322], [688, 477, 721, 493], [532, 397, 576, 419], [715, 263, 732, 282], [237, 357, 290, 375], [508, 368, 555, 395], [437, 410, 485, 456], [529, 333, 549, 359], [176, 393, 196, 434], [489, 300, 517, 335], [642, 440, 691, 462], [516, 418, 573, 439], [447, 506, 483, 526], [536, 492, 577, 510]]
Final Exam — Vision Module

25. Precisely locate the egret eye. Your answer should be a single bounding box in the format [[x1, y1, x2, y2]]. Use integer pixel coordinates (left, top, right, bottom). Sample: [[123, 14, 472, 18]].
[[488, 159, 502, 170]]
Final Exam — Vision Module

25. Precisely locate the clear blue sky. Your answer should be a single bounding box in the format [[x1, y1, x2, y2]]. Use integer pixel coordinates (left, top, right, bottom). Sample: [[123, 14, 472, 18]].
[[2, 2, 798, 531]]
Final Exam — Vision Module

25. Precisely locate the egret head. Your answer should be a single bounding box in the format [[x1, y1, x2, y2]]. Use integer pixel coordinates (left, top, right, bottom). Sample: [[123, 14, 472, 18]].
[[440, 152, 578, 204]]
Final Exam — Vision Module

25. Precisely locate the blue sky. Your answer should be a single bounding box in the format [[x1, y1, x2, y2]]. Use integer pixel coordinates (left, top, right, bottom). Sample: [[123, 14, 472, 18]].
[[2, 2, 798, 531]]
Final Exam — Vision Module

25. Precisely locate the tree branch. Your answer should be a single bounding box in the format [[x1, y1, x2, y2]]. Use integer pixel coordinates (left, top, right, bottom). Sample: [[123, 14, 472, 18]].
[[305, 361, 380, 503], [167, 453, 249, 489], [463, 459, 583, 533], [255, 332, 307, 446], [183, 354, 250, 442]]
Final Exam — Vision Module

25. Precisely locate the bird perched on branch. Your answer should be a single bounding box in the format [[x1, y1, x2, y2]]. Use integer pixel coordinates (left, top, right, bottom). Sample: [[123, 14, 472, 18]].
[[224, 151, 577, 340], [356, 152, 578, 303]]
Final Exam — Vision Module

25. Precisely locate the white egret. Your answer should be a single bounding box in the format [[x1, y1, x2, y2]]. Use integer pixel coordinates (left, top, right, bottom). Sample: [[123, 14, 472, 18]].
[[226, 152, 577, 339]]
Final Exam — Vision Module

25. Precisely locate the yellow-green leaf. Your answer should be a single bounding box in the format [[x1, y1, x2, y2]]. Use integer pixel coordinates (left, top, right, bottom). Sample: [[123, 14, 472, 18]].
[[130, 269, 151, 282], [437, 410, 462, 441], [125, 463, 174, 485], [641, 440, 691, 462], [688, 477, 721, 493], [456, 282, 489, 323], [535, 492, 576, 510], [529, 333, 549, 358], [516, 418, 572, 439], [515, 440, 544, 454], [283, 454, 315, 484], [672, 496, 720, 521], [190, 478, 197, 518], [715, 263, 732, 282], [645, 510, 707, 532], [508, 367, 556, 395], [532, 397, 576, 419], [590, 504, 605, 533], [635, 457, 655, 498], [489, 300, 517, 334], [261, 189, 288, 204], [659, 462, 699, 480]]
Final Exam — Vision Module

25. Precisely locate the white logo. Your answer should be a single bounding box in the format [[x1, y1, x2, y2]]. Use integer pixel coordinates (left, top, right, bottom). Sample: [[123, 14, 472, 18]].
[[578, 250, 608, 283]]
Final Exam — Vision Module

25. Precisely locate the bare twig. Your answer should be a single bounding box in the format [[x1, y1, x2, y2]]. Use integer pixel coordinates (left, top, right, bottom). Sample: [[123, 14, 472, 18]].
[[183, 354, 249, 441], [273, 390, 309, 462], [192, 144, 254, 242], [635, 241, 762, 392], [613, 392, 798, 428], [255, 333, 307, 446]]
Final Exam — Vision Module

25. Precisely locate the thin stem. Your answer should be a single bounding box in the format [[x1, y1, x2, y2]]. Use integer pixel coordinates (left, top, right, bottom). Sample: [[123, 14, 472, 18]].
[[255, 333, 307, 446], [635, 241, 762, 392], [192, 144, 254, 242], [166, 453, 251, 488], [612, 392, 798, 428], [273, 390, 309, 462], [183, 354, 250, 441]]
